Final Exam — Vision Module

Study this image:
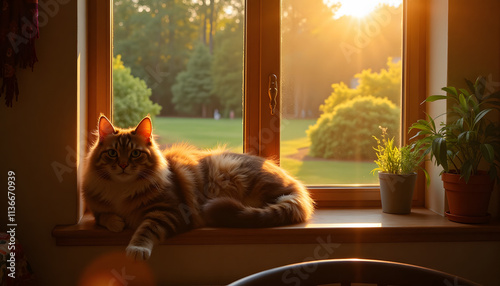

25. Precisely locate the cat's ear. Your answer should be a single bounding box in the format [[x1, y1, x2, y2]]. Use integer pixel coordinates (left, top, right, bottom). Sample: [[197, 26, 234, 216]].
[[98, 115, 115, 142], [135, 117, 152, 143]]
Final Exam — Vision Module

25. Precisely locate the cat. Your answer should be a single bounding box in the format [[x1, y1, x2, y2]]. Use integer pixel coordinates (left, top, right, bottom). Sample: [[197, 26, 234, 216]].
[[82, 115, 314, 260]]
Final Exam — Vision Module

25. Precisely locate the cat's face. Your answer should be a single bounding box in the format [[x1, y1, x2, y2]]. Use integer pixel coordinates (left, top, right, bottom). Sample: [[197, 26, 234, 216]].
[[90, 116, 164, 183]]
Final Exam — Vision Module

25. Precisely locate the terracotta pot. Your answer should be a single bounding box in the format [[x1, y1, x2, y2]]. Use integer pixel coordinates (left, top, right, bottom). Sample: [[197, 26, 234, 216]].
[[378, 172, 417, 214], [442, 172, 494, 223]]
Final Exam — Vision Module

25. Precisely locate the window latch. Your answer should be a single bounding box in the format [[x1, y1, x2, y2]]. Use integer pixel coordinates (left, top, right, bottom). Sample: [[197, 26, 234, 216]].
[[268, 74, 278, 115]]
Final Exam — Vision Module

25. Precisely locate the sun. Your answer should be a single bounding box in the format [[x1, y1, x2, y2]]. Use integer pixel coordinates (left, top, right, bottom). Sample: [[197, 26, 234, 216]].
[[325, 0, 402, 19], [337, 1, 378, 18]]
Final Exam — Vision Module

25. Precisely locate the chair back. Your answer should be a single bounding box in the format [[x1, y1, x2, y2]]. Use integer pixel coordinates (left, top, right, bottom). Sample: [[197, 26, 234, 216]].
[[228, 258, 481, 286]]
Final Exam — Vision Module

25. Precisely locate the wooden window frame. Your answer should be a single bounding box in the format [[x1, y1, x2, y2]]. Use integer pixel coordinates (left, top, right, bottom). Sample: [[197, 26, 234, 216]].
[[87, 0, 427, 210], [243, 0, 428, 207], [87, 0, 112, 140]]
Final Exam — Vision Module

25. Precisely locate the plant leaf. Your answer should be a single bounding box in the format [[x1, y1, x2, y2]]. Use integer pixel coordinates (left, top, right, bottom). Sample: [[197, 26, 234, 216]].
[[459, 93, 468, 111], [457, 131, 472, 144], [483, 99, 500, 108], [459, 88, 470, 96], [432, 137, 448, 171], [474, 76, 486, 100], [485, 89, 500, 100], [425, 95, 449, 102], [473, 109, 491, 127], [461, 161, 473, 183], [410, 122, 431, 132], [481, 143, 495, 163], [456, 118, 464, 129], [442, 86, 458, 97], [465, 78, 475, 93]]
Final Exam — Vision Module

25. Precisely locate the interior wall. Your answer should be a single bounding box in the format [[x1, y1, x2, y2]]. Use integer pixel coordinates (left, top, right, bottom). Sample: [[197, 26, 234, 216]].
[[0, 0, 499, 285], [425, 0, 448, 215], [425, 0, 500, 218], [446, 0, 500, 219], [0, 0, 80, 285]]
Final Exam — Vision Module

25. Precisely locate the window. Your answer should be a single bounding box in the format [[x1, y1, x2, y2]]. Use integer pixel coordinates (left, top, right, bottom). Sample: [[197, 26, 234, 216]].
[[281, 0, 403, 186], [87, 0, 427, 208], [112, 0, 244, 152]]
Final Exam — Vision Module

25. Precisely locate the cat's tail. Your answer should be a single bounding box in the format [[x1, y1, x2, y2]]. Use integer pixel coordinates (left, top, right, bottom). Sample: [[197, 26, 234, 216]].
[[203, 192, 314, 228]]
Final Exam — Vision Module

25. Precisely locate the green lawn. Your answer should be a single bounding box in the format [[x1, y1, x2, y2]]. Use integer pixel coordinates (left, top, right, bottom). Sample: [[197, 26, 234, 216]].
[[152, 117, 378, 184], [153, 117, 244, 151]]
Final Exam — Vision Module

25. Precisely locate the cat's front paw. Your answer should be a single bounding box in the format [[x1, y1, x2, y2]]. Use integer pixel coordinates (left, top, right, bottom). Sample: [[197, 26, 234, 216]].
[[126, 245, 152, 261], [99, 213, 125, 232]]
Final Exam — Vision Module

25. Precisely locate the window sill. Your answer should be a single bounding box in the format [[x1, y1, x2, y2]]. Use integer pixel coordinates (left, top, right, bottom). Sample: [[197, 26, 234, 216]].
[[52, 208, 500, 246]]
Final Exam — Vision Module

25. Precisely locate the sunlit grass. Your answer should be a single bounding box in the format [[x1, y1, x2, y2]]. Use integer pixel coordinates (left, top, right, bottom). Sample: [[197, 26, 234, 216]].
[[152, 117, 378, 184], [153, 117, 243, 152]]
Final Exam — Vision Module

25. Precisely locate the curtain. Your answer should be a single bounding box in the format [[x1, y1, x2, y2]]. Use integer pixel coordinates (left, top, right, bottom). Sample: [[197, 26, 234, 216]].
[[0, 0, 39, 107]]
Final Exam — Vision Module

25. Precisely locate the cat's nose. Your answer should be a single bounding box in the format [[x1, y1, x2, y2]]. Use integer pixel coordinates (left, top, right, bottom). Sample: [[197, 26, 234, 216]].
[[119, 163, 128, 170]]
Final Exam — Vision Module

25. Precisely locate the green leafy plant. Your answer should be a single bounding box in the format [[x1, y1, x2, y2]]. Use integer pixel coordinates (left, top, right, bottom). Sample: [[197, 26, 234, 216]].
[[410, 76, 500, 182], [113, 55, 162, 128], [308, 96, 399, 160], [371, 127, 428, 183]]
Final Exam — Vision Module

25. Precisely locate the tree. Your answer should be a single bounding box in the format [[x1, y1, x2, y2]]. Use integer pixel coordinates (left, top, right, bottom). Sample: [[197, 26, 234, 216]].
[[113, 55, 162, 128], [212, 15, 243, 117], [281, 3, 402, 118], [113, 0, 197, 115], [171, 43, 214, 116]]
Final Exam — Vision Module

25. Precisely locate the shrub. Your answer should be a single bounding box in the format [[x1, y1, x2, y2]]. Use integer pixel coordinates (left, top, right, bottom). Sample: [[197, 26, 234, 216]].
[[308, 96, 399, 160], [113, 55, 162, 128], [319, 58, 402, 115]]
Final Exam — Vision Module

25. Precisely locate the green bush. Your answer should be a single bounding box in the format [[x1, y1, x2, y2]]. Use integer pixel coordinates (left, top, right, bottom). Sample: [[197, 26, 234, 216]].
[[320, 58, 402, 115], [113, 55, 162, 128], [308, 96, 399, 160]]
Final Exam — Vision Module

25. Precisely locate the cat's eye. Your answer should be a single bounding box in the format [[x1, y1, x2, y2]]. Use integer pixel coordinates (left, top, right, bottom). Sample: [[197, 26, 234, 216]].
[[107, 149, 118, 158], [130, 149, 142, 158]]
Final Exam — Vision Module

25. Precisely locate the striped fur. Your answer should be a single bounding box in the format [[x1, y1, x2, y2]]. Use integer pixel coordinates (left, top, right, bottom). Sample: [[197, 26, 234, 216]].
[[82, 116, 314, 260]]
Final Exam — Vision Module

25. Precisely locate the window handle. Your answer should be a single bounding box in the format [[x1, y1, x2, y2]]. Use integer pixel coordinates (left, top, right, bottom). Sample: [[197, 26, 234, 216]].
[[268, 74, 278, 115]]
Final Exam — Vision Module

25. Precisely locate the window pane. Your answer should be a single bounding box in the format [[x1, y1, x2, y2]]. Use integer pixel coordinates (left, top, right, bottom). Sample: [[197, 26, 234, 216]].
[[281, 0, 403, 185], [112, 0, 244, 152]]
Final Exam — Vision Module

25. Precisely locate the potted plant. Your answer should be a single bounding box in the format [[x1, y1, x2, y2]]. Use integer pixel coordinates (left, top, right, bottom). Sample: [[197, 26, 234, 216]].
[[410, 76, 500, 223], [372, 127, 428, 214]]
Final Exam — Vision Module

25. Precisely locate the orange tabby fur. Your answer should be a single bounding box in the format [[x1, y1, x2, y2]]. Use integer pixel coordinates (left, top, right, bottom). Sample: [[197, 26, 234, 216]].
[[82, 116, 314, 260]]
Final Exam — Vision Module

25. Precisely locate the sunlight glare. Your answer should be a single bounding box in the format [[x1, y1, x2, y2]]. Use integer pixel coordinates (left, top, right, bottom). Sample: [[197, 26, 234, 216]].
[[306, 223, 382, 228], [340, 1, 377, 18], [325, 0, 402, 19]]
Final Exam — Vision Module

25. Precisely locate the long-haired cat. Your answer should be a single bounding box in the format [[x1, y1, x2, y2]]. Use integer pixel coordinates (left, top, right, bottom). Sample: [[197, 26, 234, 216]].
[[82, 116, 314, 260]]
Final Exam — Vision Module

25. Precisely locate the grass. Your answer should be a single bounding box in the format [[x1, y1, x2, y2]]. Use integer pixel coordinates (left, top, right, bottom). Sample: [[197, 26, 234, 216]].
[[152, 117, 378, 184], [153, 117, 244, 151]]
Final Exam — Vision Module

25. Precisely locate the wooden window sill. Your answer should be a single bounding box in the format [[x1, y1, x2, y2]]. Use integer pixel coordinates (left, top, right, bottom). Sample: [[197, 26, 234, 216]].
[[52, 208, 500, 246]]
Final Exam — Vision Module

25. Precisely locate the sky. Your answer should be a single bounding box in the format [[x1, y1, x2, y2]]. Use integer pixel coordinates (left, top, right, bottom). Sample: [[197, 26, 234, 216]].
[[325, 0, 403, 18]]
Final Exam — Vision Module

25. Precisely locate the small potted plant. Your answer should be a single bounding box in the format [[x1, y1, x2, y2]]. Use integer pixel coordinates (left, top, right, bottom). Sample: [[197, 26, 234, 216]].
[[410, 76, 500, 223], [372, 127, 428, 214]]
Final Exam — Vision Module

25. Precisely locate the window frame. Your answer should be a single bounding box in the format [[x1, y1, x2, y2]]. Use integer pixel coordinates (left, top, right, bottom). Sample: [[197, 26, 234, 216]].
[[87, 0, 427, 209]]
